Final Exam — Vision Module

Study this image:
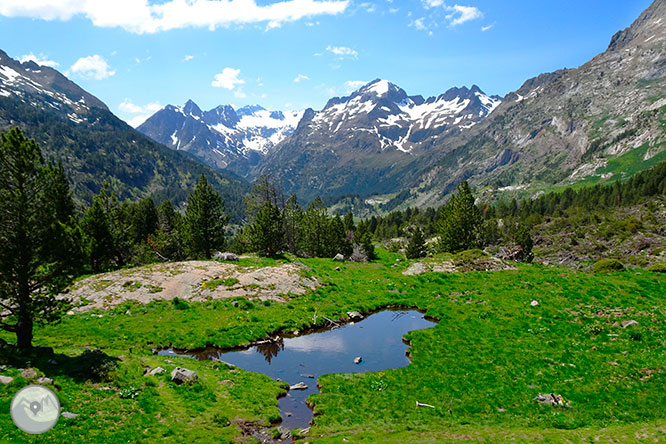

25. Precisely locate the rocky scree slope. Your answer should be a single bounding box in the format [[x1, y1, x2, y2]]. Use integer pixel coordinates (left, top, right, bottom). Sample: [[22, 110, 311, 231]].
[[406, 0, 666, 209]]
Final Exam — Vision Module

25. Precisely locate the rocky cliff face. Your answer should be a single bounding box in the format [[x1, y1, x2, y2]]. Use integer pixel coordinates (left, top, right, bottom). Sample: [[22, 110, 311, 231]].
[[404, 0, 666, 209]]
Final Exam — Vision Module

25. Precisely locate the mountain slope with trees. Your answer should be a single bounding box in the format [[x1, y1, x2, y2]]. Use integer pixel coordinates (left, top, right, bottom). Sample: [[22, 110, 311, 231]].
[[0, 50, 248, 221]]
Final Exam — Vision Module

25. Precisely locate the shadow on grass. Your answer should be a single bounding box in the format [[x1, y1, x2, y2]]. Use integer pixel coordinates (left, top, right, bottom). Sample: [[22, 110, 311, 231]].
[[0, 342, 119, 383]]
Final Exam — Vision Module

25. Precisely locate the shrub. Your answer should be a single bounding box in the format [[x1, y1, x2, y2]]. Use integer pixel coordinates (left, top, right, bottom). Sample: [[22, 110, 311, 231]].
[[76, 349, 119, 382], [592, 258, 625, 273], [172, 297, 189, 310], [647, 262, 666, 273]]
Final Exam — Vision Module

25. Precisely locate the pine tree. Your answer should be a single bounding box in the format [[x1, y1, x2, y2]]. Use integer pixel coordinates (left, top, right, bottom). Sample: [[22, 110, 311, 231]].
[[283, 195, 303, 254], [328, 214, 352, 257], [405, 227, 427, 259], [0, 128, 79, 348], [302, 197, 329, 257], [436, 181, 482, 253], [149, 200, 184, 261], [80, 190, 115, 272], [183, 174, 228, 258], [514, 225, 534, 263], [246, 202, 284, 257], [353, 221, 375, 261], [131, 197, 159, 244], [343, 211, 355, 234]]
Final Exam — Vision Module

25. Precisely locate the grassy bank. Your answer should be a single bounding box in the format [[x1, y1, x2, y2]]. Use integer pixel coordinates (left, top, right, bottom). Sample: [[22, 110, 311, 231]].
[[2, 250, 666, 442]]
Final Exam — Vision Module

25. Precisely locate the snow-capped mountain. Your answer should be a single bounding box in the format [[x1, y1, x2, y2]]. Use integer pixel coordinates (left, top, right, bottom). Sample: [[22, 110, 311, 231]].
[[0, 49, 108, 121], [138, 101, 304, 174], [307, 79, 501, 154], [257, 79, 501, 201]]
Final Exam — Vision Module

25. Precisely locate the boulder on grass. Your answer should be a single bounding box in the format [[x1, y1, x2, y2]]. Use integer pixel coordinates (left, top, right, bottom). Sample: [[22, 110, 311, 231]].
[[333, 253, 345, 262], [149, 367, 166, 376], [170, 367, 198, 384], [213, 252, 239, 261]]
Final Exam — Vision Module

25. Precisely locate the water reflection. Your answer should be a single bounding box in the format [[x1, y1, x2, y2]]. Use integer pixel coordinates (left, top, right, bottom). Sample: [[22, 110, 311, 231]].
[[256, 338, 284, 364], [159, 310, 436, 430]]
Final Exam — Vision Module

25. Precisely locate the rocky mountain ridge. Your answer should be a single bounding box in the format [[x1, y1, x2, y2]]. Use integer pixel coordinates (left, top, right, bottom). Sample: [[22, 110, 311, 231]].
[[256, 79, 502, 201], [138, 100, 303, 174]]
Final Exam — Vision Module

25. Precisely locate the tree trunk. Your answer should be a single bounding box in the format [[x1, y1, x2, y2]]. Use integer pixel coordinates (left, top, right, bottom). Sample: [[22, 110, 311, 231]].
[[16, 316, 33, 349]]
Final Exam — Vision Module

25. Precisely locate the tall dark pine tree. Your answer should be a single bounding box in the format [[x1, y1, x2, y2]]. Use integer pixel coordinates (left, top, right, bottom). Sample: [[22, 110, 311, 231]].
[[283, 194, 303, 255], [436, 181, 482, 253], [80, 193, 115, 272], [302, 197, 329, 257], [246, 203, 284, 257], [0, 128, 78, 348], [183, 174, 228, 259], [405, 227, 427, 259], [245, 175, 285, 257]]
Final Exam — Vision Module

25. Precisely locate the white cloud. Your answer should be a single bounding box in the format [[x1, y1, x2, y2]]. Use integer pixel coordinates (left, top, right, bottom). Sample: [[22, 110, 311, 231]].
[[294, 74, 310, 83], [118, 99, 162, 127], [183, 54, 194, 61], [481, 23, 493, 32], [326, 45, 358, 59], [212, 67, 245, 90], [422, 0, 444, 7], [344, 80, 367, 93], [19, 52, 59, 67], [0, 0, 350, 34], [445, 5, 482, 26], [412, 17, 427, 31], [358, 2, 375, 13], [67, 55, 115, 80], [233, 88, 247, 98]]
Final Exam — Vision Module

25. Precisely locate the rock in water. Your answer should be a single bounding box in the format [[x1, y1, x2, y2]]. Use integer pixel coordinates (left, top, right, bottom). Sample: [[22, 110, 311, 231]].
[[289, 382, 308, 390], [347, 311, 363, 321], [170, 367, 198, 384], [353, 356, 362, 364]]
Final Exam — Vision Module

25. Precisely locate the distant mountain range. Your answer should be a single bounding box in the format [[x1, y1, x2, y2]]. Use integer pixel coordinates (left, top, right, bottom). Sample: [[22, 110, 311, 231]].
[[139, 79, 502, 200], [137, 0, 666, 211], [2, 0, 665, 218], [0, 49, 248, 220], [139, 101, 303, 173]]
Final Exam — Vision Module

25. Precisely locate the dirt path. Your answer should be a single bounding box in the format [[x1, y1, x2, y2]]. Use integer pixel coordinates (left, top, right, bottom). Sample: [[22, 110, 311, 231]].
[[66, 260, 318, 312]]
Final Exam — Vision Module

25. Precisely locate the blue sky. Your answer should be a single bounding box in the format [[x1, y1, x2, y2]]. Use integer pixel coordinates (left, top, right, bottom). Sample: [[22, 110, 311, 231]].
[[0, 0, 654, 126]]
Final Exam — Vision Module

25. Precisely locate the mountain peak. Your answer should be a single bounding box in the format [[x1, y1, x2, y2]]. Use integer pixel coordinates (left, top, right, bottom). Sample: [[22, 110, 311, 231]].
[[237, 104, 266, 117], [608, 0, 666, 51], [183, 99, 202, 116], [359, 79, 401, 97]]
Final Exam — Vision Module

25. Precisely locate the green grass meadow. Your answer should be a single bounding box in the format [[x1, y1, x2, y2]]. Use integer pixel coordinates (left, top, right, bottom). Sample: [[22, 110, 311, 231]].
[[2, 249, 666, 442]]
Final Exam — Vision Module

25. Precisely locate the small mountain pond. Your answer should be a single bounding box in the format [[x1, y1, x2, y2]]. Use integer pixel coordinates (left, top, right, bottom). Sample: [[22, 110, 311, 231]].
[[158, 309, 436, 432]]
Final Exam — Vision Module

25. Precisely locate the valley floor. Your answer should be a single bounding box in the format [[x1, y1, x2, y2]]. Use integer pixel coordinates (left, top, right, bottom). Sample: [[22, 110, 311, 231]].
[[1, 250, 666, 443]]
